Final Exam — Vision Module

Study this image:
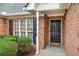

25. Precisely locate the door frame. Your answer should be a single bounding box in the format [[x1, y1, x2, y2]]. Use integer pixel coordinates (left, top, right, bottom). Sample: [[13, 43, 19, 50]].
[[49, 18, 62, 45]]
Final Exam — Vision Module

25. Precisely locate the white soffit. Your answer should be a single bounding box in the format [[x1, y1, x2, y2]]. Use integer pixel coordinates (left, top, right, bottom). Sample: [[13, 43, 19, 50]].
[[39, 9, 65, 16], [36, 3, 70, 11], [0, 12, 31, 16], [36, 3, 60, 11]]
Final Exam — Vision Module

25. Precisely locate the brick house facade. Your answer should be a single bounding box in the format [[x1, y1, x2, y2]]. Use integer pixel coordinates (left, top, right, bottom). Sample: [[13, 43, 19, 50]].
[[0, 3, 79, 55]]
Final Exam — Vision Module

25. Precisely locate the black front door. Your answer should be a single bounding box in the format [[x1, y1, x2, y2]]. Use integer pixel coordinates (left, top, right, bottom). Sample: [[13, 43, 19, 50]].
[[50, 20, 61, 43]]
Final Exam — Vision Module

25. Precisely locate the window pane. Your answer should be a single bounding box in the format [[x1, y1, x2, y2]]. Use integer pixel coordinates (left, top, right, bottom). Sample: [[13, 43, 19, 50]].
[[13, 20, 19, 36], [15, 32, 19, 36], [27, 19, 33, 31], [20, 20, 26, 31], [21, 32, 26, 37], [28, 32, 33, 38], [20, 20, 26, 37]]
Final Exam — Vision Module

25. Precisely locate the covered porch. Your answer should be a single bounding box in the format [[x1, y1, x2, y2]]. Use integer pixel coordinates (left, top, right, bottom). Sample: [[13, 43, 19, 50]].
[[39, 45, 65, 56], [30, 3, 70, 55], [35, 9, 66, 55]]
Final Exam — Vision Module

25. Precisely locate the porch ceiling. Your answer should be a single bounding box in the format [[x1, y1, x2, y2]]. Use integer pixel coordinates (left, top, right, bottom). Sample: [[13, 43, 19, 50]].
[[39, 9, 65, 16]]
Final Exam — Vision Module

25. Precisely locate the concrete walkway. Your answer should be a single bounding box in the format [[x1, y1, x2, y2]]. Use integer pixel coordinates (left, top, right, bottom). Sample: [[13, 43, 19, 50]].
[[39, 46, 65, 56]]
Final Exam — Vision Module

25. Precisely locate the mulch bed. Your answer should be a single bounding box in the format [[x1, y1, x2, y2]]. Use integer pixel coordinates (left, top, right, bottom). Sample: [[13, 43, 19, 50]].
[[18, 45, 36, 56], [26, 46, 36, 56]]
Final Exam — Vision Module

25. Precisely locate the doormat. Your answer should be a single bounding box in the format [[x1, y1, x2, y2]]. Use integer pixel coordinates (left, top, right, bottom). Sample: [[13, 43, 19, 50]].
[[50, 43, 61, 47]]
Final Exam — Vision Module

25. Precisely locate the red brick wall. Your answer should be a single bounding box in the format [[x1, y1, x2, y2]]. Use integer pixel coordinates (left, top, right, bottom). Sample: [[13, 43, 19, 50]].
[[44, 13, 49, 48], [6, 19, 9, 35], [62, 10, 67, 47], [39, 13, 49, 48], [64, 4, 79, 55], [0, 18, 8, 35], [39, 14, 49, 48], [39, 16, 45, 48]]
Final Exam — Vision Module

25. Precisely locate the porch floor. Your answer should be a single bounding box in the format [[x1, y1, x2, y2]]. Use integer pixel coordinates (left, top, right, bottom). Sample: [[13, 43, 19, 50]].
[[39, 45, 65, 56]]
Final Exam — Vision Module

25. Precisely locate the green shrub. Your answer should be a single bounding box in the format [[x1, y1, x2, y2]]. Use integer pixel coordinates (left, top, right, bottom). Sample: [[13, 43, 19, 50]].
[[3, 35, 17, 41], [0, 35, 4, 39], [25, 38, 32, 51], [0, 40, 18, 56], [0, 35, 32, 55], [3, 35, 16, 38], [17, 37, 27, 46], [17, 37, 32, 53]]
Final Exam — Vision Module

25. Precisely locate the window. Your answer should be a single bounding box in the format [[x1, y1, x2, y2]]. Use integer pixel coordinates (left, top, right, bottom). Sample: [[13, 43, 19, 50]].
[[13, 18, 36, 44], [13, 19, 34, 38]]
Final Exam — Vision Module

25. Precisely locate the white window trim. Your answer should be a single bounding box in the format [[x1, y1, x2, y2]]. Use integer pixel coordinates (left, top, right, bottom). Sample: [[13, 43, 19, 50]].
[[26, 19, 28, 37], [13, 20, 15, 35], [19, 19, 21, 37]]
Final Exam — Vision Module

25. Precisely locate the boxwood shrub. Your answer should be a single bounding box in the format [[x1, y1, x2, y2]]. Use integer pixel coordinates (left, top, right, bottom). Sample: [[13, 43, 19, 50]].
[[3, 35, 17, 41], [0, 35, 4, 39], [25, 37, 32, 52], [0, 35, 32, 55], [0, 40, 18, 56], [17, 37, 32, 53]]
